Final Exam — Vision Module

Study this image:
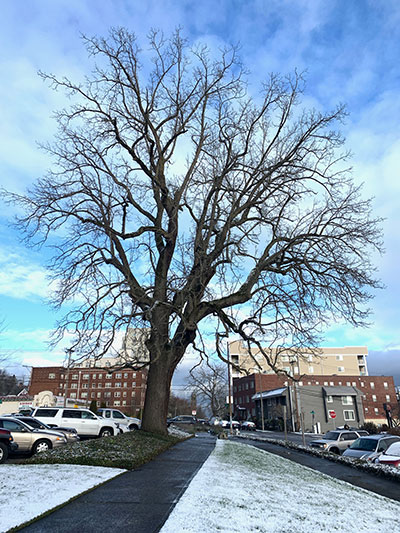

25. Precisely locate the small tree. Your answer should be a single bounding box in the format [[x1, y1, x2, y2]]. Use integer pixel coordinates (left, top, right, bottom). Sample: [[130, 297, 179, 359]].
[[187, 363, 227, 418], [4, 28, 382, 434]]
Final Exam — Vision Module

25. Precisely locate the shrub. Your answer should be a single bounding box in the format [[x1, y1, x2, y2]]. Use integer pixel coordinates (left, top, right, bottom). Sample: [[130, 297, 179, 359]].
[[360, 422, 379, 434]]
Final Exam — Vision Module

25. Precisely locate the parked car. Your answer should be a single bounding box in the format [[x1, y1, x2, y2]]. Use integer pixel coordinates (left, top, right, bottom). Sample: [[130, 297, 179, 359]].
[[167, 415, 198, 426], [97, 408, 141, 431], [342, 435, 400, 462], [220, 420, 240, 430], [0, 417, 67, 454], [240, 421, 256, 431], [377, 441, 400, 467], [309, 430, 368, 454], [30, 407, 119, 438], [0, 428, 18, 463], [4, 415, 80, 443]]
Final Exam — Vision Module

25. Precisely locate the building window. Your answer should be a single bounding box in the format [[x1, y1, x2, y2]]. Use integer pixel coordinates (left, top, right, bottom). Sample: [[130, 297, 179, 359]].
[[132, 391, 136, 397], [284, 381, 288, 386], [132, 382, 136, 387], [346, 382, 351, 386], [315, 381, 319, 385], [98, 374, 103, 379], [91, 393, 95, 399], [82, 383, 88, 389], [123, 391, 127, 397], [123, 382, 128, 388], [372, 395, 377, 402], [337, 367, 344, 373], [105, 383, 111, 388], [281, 355, 289, 362], [374, 408, 379, 414], [115, 373, 122, 378], [61, 374, 64, 379], [115, 382, 121, 388], [124, 373, 128, 378], [342, 396, 352, 405], [308, 354, 313, 362], [83, 374, 89, 379], [324, 382, 328, 386], [70, 392, 77, 398], [97, 392, 101, 398], [92, 374, 96, 379], [370, 382, 375, 389], [384, 382, 388, 389], [132, 373, 136, 377], [250, 382, 254, 388], [326, 395, 333, 403], [98, 383, 102, 388], [114, 392, 121, 397], [360, 382, 365, 387], [352, 382, 356, 387], [48, 373, 55, 379], [338, 381, 342, 386], [308, 366, 314, 373], [106, 373, 113, 379], [105, 392, 111, 398], [336, 355, 343, 361], [386, 395, 391, 402], [343, 410, 355, 421], [114, 401, 121, 406], [329, 382, 334, 386], [81, 392, 87, 398], [71, 383, 78, 389], [294, 366, 299, 374], [72, 374, 78, 380], [364, 407, 368, 412], [122, 401, 127, 406]]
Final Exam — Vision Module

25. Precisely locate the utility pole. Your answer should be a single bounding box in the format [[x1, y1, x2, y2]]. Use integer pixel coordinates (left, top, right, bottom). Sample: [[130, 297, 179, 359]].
[[227, 342, 233, 435], [258, 372, 265, 431], [63, 347, 74, 407]]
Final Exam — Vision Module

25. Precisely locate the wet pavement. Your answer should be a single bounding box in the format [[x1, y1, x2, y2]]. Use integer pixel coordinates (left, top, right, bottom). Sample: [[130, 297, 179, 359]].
[[19, 433, 216, 533]]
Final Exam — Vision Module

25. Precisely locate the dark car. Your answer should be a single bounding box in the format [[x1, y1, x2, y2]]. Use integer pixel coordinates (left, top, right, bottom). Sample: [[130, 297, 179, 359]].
[[0, 428, 18, 463], [342, 435, 400, 462], [167, 415, 197, 426]]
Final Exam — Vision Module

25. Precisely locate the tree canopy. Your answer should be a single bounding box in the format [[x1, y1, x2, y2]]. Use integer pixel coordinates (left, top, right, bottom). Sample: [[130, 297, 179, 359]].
[[4, 28, 382, 433]]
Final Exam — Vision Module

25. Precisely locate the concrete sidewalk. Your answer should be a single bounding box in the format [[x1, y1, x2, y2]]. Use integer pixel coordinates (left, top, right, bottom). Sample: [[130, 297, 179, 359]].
[[20, 433, 216, 533]]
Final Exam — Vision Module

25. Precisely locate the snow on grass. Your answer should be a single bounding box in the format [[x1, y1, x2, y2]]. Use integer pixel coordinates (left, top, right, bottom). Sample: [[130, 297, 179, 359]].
[[0, 464, 125, 532], [160, 440, 400, 533]]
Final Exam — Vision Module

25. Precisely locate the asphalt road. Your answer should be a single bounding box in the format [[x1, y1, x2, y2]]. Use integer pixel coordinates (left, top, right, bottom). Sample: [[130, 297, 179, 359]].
[[234, 435, 400, 503]]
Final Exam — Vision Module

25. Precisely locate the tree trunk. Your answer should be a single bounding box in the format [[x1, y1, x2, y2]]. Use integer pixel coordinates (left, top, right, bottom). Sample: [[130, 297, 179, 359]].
[[141, 352, 174, 435]]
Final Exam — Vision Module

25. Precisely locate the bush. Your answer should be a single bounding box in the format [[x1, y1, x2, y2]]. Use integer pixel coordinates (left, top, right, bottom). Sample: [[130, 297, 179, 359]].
[[388, 427, 400, 436], [360, 422, 379, 434]]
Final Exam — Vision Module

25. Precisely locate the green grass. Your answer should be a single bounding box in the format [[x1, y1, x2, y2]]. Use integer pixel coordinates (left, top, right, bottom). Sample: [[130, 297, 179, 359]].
[[24, 430, 187, 470]]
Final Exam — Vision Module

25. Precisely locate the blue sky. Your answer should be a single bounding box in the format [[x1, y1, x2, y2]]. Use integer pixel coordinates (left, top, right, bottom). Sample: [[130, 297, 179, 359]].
[[0, 0, 399, 385]]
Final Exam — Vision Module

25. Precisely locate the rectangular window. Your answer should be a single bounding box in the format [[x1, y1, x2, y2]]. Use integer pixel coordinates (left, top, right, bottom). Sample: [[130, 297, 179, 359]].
[[370, 382, 375, 389], [82, 383, 88, 389], [124, 373, 128, 378], [97, 392, 101, 398], [360, 382, 365, 387], [92, 374, 96, 379], [250, 382, 254, 388], [386, 395, 391, 402], [384, 382, 388, 389], [308, 354, 313, 362], [115, 373, 122, 378], [71, 383, 78, 389], [48, 373, 55, 379], [123, 382, 128, 388], [315, 381, 319, 385], [104, 392, 111, 398], [337, 367, 344, 373], [83, 374, 89, 379], [98, 383, 102, 388], [122, 401, 127, 406], [114, 391, 121, 397], [81, 392, 87, 398], [346, 382, 351, 386], [91, 393, 95, 399], [123, 391, 127, 397], [132, 391, 136, 397], [364, 407, 368, 412], [98, 373, 103, 379], [352, 382, 356, 386], [343, 410, 355, 421], [106, 373, 113, 379], [114, 401, 121, 406], [326, 395, 333, 403], [70, 392, 77, 398], [72, 374, 78, 380], [324, 382, 328, 386], [308, 366, 314, 373], [329, 382, 334, 386], [105, 383, 111, 388], [374, 408, 379, 414], [336, 355, 343, 361], [115, 382, 121, 388], [342, 396, 352, 405], [372, 395, 377, 402]]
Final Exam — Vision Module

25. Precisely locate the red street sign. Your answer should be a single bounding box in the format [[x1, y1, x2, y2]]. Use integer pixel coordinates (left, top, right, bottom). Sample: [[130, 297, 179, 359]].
[[328, 410, 336, 419]]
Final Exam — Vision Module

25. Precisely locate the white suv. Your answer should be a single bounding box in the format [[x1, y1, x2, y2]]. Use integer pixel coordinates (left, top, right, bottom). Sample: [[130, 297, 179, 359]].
[[31, 407, 119, 438], [97, 408, 141, 430]]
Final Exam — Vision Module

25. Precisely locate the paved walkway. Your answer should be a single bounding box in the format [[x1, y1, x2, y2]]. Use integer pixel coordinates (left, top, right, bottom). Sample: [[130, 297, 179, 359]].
[[235, 436, 400, 503], [20, 433, 216, 533]]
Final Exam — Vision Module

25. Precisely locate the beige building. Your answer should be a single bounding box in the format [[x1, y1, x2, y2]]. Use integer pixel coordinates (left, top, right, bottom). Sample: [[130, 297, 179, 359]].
[[229, 340, 368, 378]]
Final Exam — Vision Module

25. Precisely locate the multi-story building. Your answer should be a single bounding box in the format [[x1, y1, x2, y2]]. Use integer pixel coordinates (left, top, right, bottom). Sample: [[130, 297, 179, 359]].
[[229, 340, 368, 378], [233, 373, 396, 429], [28, 366, 147, 416]]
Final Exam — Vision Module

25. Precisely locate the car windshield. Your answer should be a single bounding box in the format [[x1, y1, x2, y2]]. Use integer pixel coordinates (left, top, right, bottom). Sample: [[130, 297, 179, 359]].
[[349, 438, 377, 451], [323, 431, 340, 440]]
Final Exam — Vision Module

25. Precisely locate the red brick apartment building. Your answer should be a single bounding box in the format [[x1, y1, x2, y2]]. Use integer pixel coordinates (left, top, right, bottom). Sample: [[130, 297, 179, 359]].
[[29, 366, 147, 416], [233, 373, 397, 426]]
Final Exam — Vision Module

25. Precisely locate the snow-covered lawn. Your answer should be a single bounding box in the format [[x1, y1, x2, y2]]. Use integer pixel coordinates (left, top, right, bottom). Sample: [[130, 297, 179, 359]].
[[161, 440, 400, 533], [0, 464, 125, 532]]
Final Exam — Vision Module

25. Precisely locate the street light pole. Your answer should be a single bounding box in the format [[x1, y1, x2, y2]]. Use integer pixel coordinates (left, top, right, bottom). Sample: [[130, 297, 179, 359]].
[[63, 347, 74, 407]]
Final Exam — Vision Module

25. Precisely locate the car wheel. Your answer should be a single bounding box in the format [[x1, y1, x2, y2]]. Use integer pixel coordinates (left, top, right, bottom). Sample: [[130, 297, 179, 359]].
[[128, 424, 139, 431], [330, 447, 340, 455], [33, 439, 52, 454], [100, 428, 113, 437], [0, 442, 9, 464]]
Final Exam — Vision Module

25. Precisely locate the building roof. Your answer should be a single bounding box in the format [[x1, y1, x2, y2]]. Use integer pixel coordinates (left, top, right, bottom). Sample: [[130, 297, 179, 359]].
[[322, 386, 359, 396], [252, 387, 287, 400]]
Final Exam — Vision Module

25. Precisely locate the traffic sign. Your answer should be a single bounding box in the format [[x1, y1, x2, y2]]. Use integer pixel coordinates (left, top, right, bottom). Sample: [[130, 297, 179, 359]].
[[328, 410, 336, 419], [192, 410, 197, 416]]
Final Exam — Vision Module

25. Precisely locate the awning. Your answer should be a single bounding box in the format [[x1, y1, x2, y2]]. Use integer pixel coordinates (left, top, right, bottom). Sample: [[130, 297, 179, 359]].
[[322, 386, 359, 396], [252, 387, 287, 401]]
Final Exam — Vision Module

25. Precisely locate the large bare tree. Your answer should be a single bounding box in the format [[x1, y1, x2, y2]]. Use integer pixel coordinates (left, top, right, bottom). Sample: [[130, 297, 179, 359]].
[[187, 363, 228, 418], [4, 29, 382, 434]]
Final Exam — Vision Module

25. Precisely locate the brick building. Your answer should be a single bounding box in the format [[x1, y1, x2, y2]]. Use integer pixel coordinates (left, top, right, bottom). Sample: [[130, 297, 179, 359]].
[[233, 373, 397, 427], [28, 366, 147, 416]]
